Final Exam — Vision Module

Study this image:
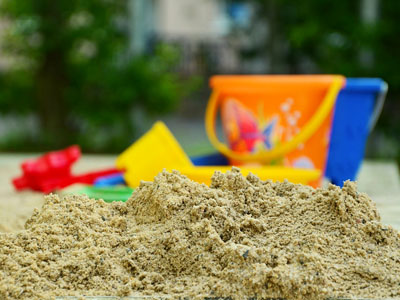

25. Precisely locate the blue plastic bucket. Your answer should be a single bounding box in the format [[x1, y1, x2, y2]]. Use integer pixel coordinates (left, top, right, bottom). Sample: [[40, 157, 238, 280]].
[[325, 78, 387, 186]]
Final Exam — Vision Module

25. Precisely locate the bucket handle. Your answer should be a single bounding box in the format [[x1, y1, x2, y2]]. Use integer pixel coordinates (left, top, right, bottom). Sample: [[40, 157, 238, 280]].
[[205, 76, 344, 163], [368, 81, 388, 132]]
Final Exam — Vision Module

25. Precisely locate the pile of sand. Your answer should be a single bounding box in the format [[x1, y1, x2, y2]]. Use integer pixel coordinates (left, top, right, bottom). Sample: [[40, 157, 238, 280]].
[[1, 168, 400, 299]]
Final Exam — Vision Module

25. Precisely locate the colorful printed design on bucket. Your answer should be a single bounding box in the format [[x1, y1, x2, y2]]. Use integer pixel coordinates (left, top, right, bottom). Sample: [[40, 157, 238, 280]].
[[291, 156, 315, 169], [279, 97, 302, 141], [221, 98, 279, 153], [221, 97, 317, 169], [278, 98, 316, 169]]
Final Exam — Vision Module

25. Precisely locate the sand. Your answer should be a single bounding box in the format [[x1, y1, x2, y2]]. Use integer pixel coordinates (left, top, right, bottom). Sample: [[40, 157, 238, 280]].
[[1, 168, 400, 299]]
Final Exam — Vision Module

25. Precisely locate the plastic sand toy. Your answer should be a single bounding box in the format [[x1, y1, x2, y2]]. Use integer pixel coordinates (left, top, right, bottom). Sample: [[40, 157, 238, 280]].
[[326, 78, 388, 186], [74, 186, 134, 202], [180, 165, 320, 186], [94, 172, 125, 187], [191, 152, 229, 166], [12, 145, 121, 193], [116, 121, 194, 187], [12, 145, 81, 193], [206, 75, 345, 186], [117, 121, 320, 187]]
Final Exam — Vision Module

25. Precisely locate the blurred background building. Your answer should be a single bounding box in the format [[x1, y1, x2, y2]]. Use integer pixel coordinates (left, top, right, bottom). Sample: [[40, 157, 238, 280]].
[[0, 0, 399, 162]]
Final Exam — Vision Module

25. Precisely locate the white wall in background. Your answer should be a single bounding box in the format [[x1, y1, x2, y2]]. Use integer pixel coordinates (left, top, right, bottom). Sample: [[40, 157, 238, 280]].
[[155, 0, 226, 40]]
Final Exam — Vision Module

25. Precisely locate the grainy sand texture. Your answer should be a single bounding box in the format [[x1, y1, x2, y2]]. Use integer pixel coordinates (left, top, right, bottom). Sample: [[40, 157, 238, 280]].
[[1, 168, 400, 300]]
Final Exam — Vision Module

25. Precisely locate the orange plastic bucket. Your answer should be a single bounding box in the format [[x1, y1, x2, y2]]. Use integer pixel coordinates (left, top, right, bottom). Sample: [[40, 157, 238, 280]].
[[205, 75, 345, 187]]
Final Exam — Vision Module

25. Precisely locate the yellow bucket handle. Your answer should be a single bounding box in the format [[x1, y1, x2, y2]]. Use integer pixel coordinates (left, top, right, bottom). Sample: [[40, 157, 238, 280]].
[[205, 77, 344, 163]]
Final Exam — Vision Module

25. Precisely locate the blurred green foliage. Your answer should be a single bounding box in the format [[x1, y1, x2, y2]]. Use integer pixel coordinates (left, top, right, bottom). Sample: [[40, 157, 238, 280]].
[[0, 0, 193, 153], [249, 0, 400, 157], [2, 0, 399, 157]]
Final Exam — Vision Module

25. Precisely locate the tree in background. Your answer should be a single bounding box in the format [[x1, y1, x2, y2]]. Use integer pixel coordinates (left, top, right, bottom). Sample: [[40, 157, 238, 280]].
[[0, 0, 189, 152], [245, 0, 400, 158]]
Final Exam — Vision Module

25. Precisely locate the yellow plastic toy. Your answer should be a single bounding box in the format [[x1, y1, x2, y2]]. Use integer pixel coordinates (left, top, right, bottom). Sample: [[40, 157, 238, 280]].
[[179, 166, 320, 186], [116, 121, 320, 187], [116, 121, 193, 187]]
